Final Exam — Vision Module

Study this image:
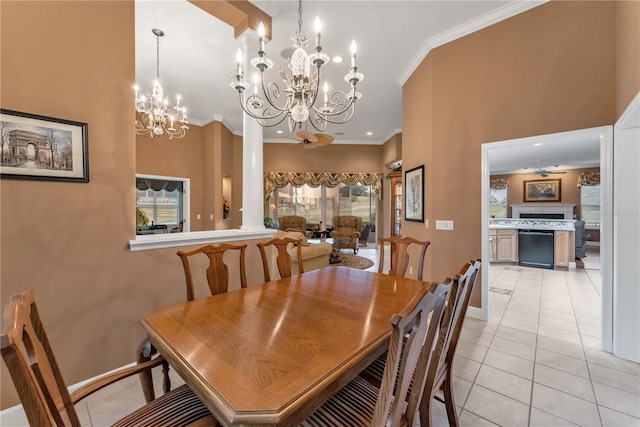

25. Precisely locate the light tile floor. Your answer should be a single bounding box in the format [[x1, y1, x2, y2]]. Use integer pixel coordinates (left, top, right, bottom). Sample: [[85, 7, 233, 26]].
[[74, 245, 640, 426]]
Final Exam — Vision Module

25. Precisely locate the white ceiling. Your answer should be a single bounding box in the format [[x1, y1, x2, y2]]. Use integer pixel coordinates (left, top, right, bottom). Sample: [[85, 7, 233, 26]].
[[134, 0, 600, 171]]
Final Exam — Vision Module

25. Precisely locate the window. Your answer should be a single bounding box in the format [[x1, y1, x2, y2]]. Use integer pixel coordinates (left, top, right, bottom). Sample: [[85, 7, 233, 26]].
[[269, 183, 376, 228], [580, 184, 600, 227], [489, 188, 507, 218], [136, 174, 189, 234]]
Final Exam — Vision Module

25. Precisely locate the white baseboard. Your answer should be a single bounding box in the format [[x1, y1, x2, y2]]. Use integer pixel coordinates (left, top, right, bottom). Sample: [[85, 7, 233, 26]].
[[0, 361, 136, 425]]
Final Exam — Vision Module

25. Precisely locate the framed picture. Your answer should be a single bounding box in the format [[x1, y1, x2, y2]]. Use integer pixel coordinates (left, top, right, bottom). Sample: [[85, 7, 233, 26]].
[[0, 109, 89, 182], [405, 165, 424, 222], [524, 179, 561, 202]]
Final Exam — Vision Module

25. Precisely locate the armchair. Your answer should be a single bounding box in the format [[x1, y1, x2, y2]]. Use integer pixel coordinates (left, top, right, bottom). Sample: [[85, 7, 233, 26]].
[[330, 216, 362, 253], [278, 215, 313, 238]]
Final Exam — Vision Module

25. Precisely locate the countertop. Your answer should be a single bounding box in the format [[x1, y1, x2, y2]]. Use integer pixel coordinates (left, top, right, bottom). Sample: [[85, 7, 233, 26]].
[[489, 218, 576, 231]]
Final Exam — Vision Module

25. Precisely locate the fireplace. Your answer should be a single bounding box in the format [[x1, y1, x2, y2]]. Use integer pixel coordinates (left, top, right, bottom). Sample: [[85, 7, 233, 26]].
[[511, 204, 575, 219]]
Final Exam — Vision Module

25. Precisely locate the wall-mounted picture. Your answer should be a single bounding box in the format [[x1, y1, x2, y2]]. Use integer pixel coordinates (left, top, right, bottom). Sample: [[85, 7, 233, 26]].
[[0, 109, 89, 182], [524, 179, 561, 202], [405, 165, 424, 222]]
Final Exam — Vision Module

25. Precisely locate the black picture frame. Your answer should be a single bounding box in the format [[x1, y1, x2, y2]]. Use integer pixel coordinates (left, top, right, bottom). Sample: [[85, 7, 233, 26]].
[[0, 109, 89, 183], [405, 165, 424, 222]]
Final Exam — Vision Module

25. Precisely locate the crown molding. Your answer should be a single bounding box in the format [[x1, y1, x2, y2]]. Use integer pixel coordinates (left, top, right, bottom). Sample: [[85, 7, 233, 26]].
[[200, 114, 237, 134], [616, 91, 640, 130], [398, 0, 548, 86]]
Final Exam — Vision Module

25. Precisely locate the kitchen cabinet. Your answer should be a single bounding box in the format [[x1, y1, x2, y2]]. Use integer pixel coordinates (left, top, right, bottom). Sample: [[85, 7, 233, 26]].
[[490, 229, 518, 263], [554, 230, 575, 268], [389, 172, 402, 236]]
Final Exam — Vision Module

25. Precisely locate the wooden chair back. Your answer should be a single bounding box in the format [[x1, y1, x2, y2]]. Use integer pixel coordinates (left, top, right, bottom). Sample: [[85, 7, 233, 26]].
[[378, 236, 431, 281], [419, 259, 482, 427], [373, 283, 449, 426], [177, 243, 247, 301], [1, 288, 80, 426], [257, 237, 304, 282]]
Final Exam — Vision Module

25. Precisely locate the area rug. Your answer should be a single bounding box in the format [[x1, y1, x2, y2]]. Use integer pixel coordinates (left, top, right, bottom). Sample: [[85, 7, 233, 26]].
[[333, 253, 374, 270]]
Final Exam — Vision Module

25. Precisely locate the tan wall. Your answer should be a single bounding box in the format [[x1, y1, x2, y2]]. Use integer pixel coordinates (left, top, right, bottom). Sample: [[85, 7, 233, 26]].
[[616, 0, 640, 117], [403, 1, 619, 306], [136, 127, 207, 231], [492, 167, 600, 219], [0, 1, 260, 410], [263, 143, 382, 173]]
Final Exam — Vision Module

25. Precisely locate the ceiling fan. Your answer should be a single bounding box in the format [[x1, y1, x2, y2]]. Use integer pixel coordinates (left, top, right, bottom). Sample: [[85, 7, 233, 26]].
[[530, 160, 567, 177], [285, 130, 334, 149]]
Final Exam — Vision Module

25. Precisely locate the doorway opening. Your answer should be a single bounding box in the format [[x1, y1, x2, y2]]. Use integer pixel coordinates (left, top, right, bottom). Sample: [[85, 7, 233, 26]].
[[479, 126, 613, 352]]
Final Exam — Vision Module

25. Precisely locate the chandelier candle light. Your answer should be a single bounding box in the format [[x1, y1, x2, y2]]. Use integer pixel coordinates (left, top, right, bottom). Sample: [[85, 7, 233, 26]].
[[231, 0, 364, 132], [134, 29, 188, 139]]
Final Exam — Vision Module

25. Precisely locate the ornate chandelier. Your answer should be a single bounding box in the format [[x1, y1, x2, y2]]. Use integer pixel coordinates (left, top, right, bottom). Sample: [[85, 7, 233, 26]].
[[134, 29, 188, 140], [231, 0, 364, 132]]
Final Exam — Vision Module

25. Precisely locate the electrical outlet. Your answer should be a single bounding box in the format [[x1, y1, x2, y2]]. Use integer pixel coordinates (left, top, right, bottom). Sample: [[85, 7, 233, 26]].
[[210, 214, 214, 220], [196, 214, 201, 220], [409, 266, 413, 274]]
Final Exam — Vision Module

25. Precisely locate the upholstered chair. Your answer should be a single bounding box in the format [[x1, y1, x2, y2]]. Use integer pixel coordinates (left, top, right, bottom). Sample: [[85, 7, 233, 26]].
[[330, 216, 362, 253], [277, 215, 313, 238]]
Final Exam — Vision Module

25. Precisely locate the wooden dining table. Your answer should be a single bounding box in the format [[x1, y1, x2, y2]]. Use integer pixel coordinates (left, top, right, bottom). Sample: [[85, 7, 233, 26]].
[[141, 266, 434, 426]]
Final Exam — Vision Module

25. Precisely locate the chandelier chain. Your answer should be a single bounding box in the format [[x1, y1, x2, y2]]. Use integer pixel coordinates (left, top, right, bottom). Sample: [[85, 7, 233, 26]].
[[297, 0, 303, 36], [156, 33, 160, 80]]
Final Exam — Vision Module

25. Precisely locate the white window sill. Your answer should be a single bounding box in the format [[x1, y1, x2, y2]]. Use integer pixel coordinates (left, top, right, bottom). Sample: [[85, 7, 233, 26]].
[[129, 228, 275, 252]]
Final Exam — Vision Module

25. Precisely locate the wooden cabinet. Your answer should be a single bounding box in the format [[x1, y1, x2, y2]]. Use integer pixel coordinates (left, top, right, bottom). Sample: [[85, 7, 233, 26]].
[[554, 230, 575, 268], [389, 172, 402, 236], [490, 229, 518, 263]]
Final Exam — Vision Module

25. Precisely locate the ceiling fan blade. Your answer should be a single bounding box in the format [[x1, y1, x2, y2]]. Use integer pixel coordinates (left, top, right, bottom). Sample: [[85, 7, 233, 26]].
[[297, 130, 318, 143], [545, 171, 567, 174], [314, 133, 334, 146], [283, 135, 302, 142]]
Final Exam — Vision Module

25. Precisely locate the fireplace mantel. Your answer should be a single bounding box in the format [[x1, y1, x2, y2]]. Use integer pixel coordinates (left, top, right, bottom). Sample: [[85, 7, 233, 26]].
[[511, 204, 575, 219]]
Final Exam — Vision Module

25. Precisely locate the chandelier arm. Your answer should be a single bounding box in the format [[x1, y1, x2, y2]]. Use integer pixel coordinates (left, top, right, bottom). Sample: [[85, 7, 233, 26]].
[[258, 74, 292, 113], [237, 92, 291, 126]]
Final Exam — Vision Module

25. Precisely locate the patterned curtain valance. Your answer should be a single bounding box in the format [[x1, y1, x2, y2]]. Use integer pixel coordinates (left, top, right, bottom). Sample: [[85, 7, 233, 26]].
[[577, 172, 600, 187], [136, 178, 181, 192], [264, 172, 383, 200], [490, 178, 510, 190]]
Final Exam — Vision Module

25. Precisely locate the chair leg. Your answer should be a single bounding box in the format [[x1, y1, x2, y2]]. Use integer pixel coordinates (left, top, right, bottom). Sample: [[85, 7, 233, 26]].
[[136, 337, 171, 403], [443, 371, 459, 427]]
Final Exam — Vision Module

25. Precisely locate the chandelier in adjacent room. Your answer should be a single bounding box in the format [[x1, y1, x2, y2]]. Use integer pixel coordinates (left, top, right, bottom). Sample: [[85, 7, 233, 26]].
[[231, 0, 364, 132], [134, 29, 188, 139]]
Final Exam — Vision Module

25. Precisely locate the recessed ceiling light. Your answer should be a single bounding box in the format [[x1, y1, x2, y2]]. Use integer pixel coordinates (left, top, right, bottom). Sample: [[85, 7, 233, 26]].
[[366, 131, 373, 136], [332, 56, 344, 63], [335, 132, 345, 136], [534, 142, 543, 146], [277, 130, 283, 134]]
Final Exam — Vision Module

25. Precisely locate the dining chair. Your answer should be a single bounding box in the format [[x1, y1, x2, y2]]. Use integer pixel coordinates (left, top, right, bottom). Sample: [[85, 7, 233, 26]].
[[257, 237, 304, 282], [136, 243, 248, 404], [378, 236, 431, 281], [301, 282, 450, 427], [420, 259, 481, 427], [177, 243, 248, 301], [0, 288, 214, 427], [359, 259, 481, 427]]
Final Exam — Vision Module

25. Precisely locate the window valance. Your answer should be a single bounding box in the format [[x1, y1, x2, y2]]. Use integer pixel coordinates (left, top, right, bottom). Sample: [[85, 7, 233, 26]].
[[264, 172, 383, 200], [136, 178, 182, 192], [490, 178, 510, 190], [577, 172, 600, 187]]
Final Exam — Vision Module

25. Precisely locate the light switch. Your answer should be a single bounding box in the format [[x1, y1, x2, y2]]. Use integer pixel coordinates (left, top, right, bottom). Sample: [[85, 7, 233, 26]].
[[425, 219, 429, 228], [435, 220, 454, 230], [196, 214, 201, 220]]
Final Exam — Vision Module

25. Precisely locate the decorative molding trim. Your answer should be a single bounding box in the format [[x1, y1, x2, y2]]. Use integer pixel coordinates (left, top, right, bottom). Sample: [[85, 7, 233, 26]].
[[615, 91, 640, 129], [398, 0, 548, 85]]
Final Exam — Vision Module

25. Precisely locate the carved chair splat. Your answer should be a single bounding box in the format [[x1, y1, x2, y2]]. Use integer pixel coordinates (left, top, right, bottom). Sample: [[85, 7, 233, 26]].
[[257, 237, 304, 282], [379, 236, 431, 281]]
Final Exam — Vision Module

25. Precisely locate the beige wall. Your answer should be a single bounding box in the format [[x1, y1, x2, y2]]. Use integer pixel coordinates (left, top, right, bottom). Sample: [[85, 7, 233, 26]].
[[616, 0, 640, 117], [0, 1, 258, 410], [403, 1, 625, 307], [492, 167, 600, 219], [263, 143, 382, 173]]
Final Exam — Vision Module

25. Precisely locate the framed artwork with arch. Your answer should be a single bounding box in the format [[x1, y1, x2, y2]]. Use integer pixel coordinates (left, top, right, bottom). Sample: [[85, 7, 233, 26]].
[[0, 109, 89, 183]]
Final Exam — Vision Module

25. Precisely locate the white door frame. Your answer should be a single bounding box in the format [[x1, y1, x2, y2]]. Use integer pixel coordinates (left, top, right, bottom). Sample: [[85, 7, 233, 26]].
[[478, 126, 613, 352]]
